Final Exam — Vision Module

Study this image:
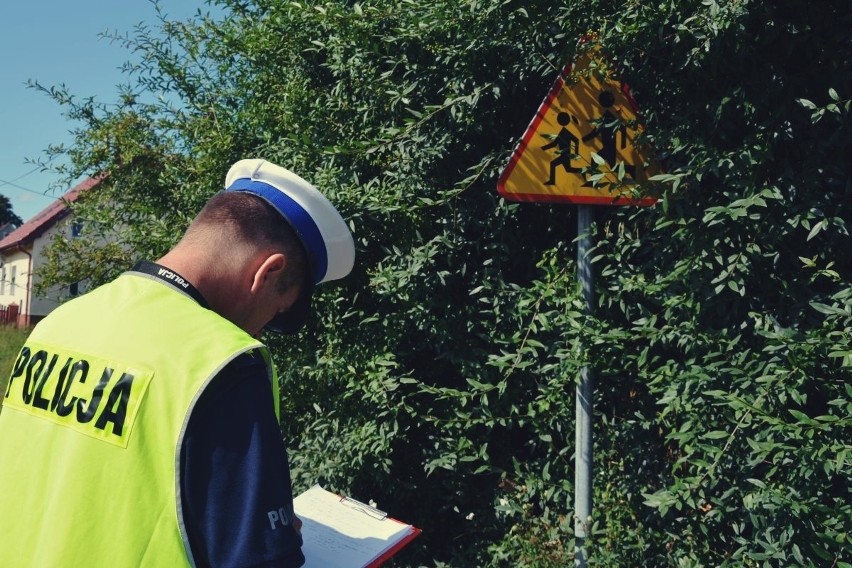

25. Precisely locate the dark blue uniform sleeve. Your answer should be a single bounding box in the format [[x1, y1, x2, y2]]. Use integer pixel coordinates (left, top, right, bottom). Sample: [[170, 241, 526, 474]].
[[181, 353, 305, 568]]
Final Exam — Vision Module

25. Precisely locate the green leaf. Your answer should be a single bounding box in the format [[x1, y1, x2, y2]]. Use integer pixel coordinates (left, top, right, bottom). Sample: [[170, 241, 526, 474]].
[[811, 302, 847, 316]]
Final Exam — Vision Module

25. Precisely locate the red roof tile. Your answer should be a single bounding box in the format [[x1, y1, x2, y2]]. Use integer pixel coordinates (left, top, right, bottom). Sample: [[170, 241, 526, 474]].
[[0, 177, 99, 253]]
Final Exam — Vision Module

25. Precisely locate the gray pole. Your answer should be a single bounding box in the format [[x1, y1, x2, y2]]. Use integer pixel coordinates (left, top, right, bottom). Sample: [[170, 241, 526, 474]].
[[574, 205, 595, 567]]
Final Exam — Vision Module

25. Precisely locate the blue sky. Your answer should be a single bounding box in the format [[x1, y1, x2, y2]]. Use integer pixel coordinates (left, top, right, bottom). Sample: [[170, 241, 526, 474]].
[[0, 0, 216, 222]]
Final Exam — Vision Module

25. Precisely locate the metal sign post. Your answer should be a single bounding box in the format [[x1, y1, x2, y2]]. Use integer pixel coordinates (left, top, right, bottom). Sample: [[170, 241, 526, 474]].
[[495, 37, 658, 567], [574, 205, 595, 567]]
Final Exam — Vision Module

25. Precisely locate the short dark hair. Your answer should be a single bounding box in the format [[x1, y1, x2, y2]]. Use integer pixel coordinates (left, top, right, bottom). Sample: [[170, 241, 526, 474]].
[[191, 191, 309, 294]]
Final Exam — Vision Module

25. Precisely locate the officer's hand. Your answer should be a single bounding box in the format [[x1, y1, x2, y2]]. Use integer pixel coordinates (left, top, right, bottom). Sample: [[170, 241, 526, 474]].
[[293, 515, 303, 536]]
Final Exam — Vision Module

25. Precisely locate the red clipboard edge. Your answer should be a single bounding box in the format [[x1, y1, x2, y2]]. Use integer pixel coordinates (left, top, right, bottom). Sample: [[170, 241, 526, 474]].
[[364, 523, 422, 568]]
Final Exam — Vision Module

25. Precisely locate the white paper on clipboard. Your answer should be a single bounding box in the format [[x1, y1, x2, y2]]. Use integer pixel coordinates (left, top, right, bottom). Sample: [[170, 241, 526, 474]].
[[293, 485, 420, 568]]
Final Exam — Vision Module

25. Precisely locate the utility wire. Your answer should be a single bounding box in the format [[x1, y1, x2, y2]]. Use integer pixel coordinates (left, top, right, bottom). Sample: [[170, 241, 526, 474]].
[[0, 178, 51, 197], [0, 167, 58, 198]]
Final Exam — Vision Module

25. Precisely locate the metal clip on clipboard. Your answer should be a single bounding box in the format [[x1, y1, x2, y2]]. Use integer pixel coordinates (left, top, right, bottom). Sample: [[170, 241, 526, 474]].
[[339, 495, 388, 520]]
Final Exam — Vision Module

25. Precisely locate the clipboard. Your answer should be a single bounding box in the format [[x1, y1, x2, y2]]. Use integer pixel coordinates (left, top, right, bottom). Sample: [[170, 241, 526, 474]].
[[293, 485, 421, 568]]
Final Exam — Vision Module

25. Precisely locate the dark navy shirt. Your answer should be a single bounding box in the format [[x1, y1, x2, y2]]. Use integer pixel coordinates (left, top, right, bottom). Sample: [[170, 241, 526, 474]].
[[181, 354, 305, 568]]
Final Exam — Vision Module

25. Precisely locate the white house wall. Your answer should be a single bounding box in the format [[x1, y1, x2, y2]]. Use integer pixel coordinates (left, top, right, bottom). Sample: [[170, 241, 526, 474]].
[[0, 249, 31, 314], [0, 219, 82, 321], [29, 220, 75, 317]]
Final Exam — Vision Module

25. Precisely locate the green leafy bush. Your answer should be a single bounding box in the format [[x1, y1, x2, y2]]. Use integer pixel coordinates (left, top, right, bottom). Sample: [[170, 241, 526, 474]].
[[35, 0, 850, 565]]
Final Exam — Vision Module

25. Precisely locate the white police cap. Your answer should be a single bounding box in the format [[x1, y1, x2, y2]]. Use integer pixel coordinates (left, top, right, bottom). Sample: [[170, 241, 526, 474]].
[[224, 159, 355, 285], [224, 159, 354, 333]]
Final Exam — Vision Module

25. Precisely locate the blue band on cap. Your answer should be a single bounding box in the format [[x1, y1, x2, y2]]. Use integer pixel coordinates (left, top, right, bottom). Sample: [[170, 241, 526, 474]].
[[226, 178, 327, 284]]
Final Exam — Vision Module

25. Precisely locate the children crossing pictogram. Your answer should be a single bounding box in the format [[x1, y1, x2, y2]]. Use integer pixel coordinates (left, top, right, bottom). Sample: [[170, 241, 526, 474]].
[[497, 42, 659, 206], [543, 112, 581, 185], [579, 90, 636, 180]]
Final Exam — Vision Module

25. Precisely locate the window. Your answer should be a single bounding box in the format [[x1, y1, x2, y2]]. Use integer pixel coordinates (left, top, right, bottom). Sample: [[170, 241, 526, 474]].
[[70, 282, 79, 297], [71, 220, 83, 237], [0, 267, 5, 295], [10, 265, 16, 294]]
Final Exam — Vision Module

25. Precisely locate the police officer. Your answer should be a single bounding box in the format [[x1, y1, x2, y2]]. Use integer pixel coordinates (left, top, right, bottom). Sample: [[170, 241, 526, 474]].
[[0, 159, 355, 567]]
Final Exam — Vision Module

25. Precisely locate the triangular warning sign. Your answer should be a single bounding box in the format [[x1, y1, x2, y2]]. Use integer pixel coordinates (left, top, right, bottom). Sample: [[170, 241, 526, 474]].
[[497, 41, 660, 206]]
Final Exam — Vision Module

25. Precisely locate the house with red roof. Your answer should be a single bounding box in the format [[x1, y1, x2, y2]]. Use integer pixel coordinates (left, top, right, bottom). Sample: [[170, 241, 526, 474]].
[[0, 177, 99, 327]]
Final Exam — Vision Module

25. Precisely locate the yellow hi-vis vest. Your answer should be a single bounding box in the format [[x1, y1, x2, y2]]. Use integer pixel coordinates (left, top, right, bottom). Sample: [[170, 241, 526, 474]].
[[0, 271, 278, 567]]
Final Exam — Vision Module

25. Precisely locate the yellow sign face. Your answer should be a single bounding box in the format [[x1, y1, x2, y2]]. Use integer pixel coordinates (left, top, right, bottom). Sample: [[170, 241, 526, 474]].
[[497, 44, 659, 205]]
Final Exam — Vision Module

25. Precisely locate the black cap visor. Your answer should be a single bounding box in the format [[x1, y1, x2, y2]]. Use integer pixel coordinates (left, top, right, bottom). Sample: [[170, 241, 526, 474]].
[[265, 287, 313, 334]]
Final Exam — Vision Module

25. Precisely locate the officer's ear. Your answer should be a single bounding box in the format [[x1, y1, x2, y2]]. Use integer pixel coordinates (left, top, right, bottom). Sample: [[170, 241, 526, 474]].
[[250, 253, 287, 294]]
